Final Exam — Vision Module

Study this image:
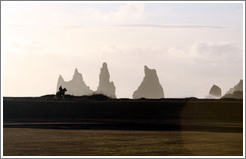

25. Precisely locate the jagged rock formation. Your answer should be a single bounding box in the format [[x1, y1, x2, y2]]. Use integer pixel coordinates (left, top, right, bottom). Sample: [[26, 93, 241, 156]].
[[95, 62, 116, 98], [222, 80, 243, 99], [133, 66, 164, 99], [209, 85, 222, 98], [56, 68, 93, 96], [223, 91, 243, 99]]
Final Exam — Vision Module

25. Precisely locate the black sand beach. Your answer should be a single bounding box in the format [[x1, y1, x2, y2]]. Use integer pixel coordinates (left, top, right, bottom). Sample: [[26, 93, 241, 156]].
[[3, 96, 243, 156]]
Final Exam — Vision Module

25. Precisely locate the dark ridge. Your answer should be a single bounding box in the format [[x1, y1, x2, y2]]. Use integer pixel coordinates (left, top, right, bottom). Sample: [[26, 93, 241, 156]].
[[21, 94, 112, 101], [3, 95, 243, 102], [85, 94, 111, 101], [3, 95, 243, 131]]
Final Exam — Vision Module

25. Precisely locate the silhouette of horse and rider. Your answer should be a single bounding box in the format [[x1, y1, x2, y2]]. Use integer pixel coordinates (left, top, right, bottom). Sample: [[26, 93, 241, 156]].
[[56, 86, 67, 100]]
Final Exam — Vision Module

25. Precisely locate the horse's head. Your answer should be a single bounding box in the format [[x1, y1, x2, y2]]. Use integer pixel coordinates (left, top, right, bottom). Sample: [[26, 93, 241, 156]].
[[64, 88, 67, 92]]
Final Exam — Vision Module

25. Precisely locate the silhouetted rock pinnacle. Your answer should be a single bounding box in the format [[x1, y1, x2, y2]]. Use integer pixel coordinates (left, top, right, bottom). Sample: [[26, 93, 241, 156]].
[[209, 85, 222, 98], [222, 80, 243, 99], [56, 68, 93, 96], [58, 75, 65, 84], [96, 62, 116, 98], [133, 66, 164, 99]]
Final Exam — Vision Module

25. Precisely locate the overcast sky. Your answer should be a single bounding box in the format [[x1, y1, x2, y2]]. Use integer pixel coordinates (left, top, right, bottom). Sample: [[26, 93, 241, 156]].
[[1, 1, 244, 98]]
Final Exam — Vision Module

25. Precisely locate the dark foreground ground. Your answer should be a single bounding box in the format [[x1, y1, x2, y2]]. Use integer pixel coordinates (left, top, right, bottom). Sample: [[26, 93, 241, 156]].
[[3, 96, 243, 156], [4, 128, 242, 156]]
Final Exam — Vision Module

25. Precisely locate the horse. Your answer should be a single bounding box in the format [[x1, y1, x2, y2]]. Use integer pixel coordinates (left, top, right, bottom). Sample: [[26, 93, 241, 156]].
[[56, 87, 67, 100]]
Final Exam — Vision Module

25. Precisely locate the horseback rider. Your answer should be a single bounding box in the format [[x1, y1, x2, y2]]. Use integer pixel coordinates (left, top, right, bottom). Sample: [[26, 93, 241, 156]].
[[56, 86, 67, 96], [59, 86, 63, 92]]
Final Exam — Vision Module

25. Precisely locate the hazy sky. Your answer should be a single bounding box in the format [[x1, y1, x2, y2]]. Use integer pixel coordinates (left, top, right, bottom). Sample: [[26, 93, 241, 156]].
[[1, 1, 244, 98]]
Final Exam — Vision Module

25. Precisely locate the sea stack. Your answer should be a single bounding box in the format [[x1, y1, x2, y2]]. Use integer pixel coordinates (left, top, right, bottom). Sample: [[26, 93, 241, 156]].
[[95, 62, 116, 98], [209, 85, 222, 98], [133, 66, 164, 99], [56, 68, 93, 96], [222, 80, 243, 99]]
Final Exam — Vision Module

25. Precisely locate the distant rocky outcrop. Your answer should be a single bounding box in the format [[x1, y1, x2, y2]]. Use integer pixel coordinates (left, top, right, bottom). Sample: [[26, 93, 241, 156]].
[[209, 85, 222, 98], [223, 91, 243, 99], [224, 80, 243, 95], [57, 68, 93, 96], [133, 66, 164, 99], [95, 62, 116, 98], [222, 80, 243, 99]]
